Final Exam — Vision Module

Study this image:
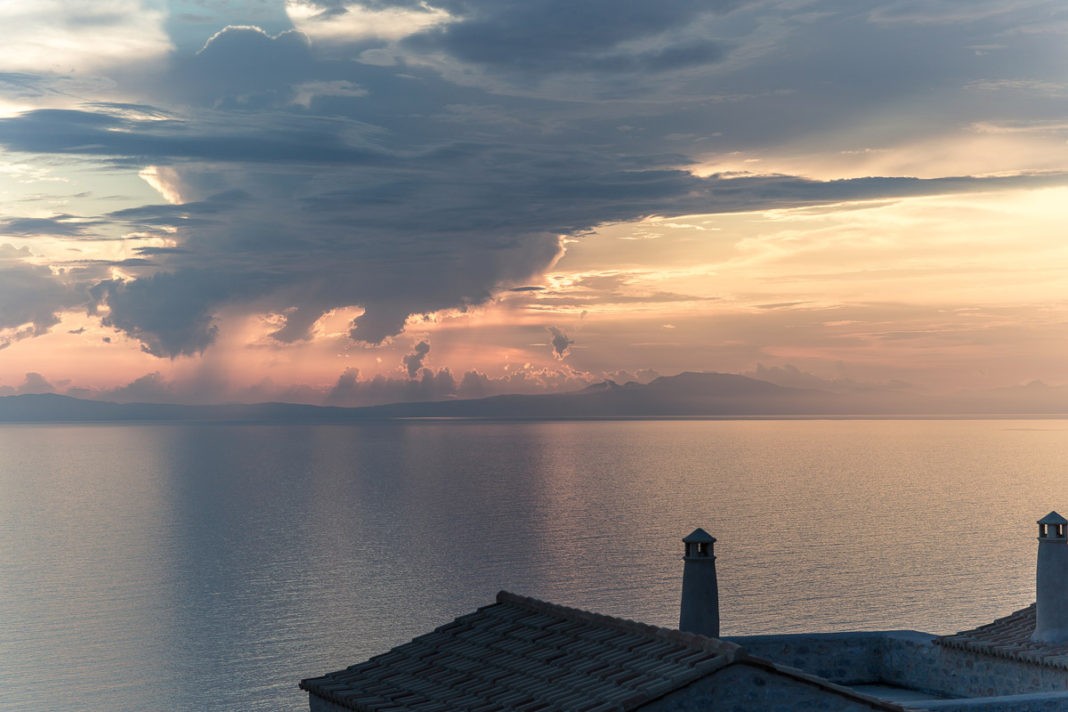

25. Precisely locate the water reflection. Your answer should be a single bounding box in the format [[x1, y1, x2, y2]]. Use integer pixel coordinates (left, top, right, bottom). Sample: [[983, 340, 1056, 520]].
[[0, 420, 1067, 710]]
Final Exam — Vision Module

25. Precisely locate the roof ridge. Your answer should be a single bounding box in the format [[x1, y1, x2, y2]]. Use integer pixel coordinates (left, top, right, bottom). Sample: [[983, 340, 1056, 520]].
[[736, 658, 910, 711], [495, 590, 744, 659]]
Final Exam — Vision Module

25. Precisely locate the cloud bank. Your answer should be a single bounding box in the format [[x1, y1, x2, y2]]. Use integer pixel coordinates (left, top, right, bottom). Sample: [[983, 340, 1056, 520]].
[[1, 0, 1066, 383]]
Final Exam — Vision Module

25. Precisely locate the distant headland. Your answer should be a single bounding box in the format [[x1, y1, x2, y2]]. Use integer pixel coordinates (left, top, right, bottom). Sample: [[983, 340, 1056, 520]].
[[2, 372, 1067, 422]]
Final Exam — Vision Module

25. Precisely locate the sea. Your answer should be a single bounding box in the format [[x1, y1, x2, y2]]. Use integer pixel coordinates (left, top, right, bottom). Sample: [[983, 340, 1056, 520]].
[[1, 419, 1066, 711]]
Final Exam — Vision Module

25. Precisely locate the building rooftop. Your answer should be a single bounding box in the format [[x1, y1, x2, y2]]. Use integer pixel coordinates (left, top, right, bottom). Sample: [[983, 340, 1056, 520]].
[[302, 591, 908, 712], [936, 603, 1068, 669], [300, 591, 740, 711]]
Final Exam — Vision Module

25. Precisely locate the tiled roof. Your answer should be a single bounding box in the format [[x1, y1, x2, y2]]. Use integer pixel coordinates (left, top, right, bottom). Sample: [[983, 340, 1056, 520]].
[[936, 603, 1068, 669], [300, 591, 741, 711]]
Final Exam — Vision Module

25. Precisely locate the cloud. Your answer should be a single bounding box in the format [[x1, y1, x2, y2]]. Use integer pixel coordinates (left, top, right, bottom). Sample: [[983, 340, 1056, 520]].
[[22, 358, 627, 407], [521, 283, 717, 311], [286, 0, 455, 42], [0, 108, 389, 164], [402, 340, 431, 378], [867, 1, 1049, 25], [6, 91, 1061, 358], [178, 26, 316, 108], [139, 165, 187, 204], [325, 365, 457, 405], [92, 271, 235, 357], [745, 363, 912, 394], [456, 369, 491, 399], [4, 144, 1061, 361], [0, 215, 98, 236], [604, 368, 661, 385], [14, 372, 55, 395], [547, 326, 573, 359], [98, 371, 174, 403], [324, 366, 360, 405], [4, 0, 1068, 369], [404, 0, 736, 77], [0, 0, 171, 73], [291, 80, 367, 108], [322, 363, 600, 406], [164, 1, 296, 52], [0, 248, 82, 345]]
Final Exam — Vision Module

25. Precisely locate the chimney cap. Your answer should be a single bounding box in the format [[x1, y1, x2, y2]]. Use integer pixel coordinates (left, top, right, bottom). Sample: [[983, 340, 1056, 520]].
[[1039, 512, 1068, 525], [683, 528, 716, 544]]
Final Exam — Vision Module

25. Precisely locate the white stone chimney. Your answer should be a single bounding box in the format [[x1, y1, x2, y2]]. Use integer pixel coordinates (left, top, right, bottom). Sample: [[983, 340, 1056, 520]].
[[679, 527, 720, 637], [1033, 511, 1068, 643]]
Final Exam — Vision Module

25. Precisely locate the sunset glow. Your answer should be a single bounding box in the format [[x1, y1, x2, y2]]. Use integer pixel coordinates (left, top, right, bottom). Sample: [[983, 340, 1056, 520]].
[[2, 1, 1068, 405]]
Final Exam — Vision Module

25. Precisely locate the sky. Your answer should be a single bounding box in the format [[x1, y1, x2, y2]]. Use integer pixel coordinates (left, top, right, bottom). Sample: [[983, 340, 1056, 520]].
[[1, 0, 1068, 405]]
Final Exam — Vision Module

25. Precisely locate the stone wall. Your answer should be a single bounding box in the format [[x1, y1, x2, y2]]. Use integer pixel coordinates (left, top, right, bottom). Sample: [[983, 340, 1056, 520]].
[[729, 631, 1068, 701], [728, 631, 893, 685], [904, 645, 1068, 699], [920, 691, 1068, 711], [642, 661, 902, 712]]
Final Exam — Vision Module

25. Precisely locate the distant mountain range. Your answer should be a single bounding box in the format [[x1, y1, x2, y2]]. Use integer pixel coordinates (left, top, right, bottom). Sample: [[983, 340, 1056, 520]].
[[1, 372, 1067, 422]]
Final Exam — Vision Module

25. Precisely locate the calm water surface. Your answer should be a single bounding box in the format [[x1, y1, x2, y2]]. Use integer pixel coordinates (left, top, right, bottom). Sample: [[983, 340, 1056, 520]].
[[1, 419, 1067, 710]]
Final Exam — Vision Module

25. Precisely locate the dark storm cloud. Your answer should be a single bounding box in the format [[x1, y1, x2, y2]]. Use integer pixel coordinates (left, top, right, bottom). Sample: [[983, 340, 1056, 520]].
[[402, 340, 430, 378], [8, 92, 1061, 358], [4, 0, 1067, 360], [0, 109, 389, 165], [173, 26, 315, 107], [91, 270, 254, 357], [0, 215, 98, 236], [108, 190, 251, 228], [3, 89, 1062, 358], [0, 255, 83, 345], [164, 1, 295, 50], [547, 326, 573, 359], [324, 366, 360, 404], [406, 0, 737, 75]]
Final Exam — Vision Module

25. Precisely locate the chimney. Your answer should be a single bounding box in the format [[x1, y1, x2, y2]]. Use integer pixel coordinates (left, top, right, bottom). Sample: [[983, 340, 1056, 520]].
[[679, 527, 720, 637], [1032, 511, 1068, 643]]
